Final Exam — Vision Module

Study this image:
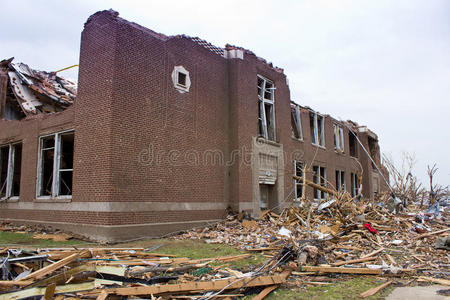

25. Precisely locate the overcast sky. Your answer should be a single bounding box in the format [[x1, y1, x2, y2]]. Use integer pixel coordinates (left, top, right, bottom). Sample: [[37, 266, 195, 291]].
[[1, 0, 449, 187]]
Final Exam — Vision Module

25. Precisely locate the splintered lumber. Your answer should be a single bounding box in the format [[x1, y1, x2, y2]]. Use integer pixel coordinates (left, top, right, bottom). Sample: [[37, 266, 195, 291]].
[[43, 283, 56, 300], [0, 280, 34, 287], [0, 282, 95, 300], [30, 265, 95, 287], [252, 284, 279, 300], [417, 276, 450, 286], [21, 250, 89, 281], [359, 281, 392, 298], [102, 273, 289, 296], [298, 266, 382, 275], [414, 228, 450, 239], [332, 256, 377, 267], [96, 290, 108, 300], [361, 247, 384, 259]]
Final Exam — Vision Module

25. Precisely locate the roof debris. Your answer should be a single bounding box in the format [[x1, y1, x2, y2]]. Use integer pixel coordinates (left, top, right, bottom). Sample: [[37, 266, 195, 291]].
[[0, 57, 76, 120]]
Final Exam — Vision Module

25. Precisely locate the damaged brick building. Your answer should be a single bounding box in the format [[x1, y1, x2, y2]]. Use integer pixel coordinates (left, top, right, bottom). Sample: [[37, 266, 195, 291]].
[[0, 10, 388, 242]]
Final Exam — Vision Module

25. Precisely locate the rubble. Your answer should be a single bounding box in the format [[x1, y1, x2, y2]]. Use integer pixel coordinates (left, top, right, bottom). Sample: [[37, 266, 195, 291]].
[[0, 186, 448, 299]]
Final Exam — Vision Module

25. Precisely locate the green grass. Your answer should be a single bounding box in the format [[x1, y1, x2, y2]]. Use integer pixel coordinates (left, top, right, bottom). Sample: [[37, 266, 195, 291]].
[[244, 277, 395, 300], [0, 231, 87, 247], [117, 238, 266, 270]]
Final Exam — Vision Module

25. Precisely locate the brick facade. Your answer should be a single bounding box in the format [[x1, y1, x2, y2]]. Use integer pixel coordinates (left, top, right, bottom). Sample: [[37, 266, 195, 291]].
[[0, 10, 388, 242]]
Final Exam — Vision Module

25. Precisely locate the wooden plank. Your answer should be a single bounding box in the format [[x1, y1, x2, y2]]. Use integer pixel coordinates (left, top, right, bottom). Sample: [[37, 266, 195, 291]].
[[0, 280, 34, 287], [252, 284, 279, 300], [360, 281, 392, 298], [332, 256, 377, 267], [361, 248, 384, 259], [104, 273, 289, 296], [30, 264, 95, 287], [96, 290, 108, 300], [44, 283, 56, 300], [385, 253, 397, 266], [0, 282, 95, 300], [298, 266, 382, 275], [414, 228, 450, 239], [417, 276, 450, 286], [21, 250, 89, 281]]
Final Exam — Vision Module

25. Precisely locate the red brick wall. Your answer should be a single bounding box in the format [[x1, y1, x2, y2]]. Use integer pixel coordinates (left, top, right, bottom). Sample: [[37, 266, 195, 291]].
[[0, 10, 385, 237], [0, 108, 74, 203]]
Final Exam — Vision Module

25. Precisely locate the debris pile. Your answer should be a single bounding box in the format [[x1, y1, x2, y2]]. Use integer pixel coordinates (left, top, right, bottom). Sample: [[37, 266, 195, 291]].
[[176, 201, 449, 280], [0, 247, 293, 299], [0, 199, 448, 298]]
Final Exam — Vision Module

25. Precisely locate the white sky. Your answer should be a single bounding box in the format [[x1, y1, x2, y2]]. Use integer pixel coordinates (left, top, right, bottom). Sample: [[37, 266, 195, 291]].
[[1, 0, 449, 187]]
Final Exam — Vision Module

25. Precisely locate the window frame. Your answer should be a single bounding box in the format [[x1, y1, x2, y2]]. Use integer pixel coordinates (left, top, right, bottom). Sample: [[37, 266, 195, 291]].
[[36, 129, 74, 200], [313, 165, 327, 200], [335, 170, 345, 193], [293, 160, 304, 201], [257, 75, 276, 141], [291, 105, 303, 140], [171, 65, 191, 93], [0, 142, 22, 201], [310, 111, 325, 147], [351, 172, 360, 197], [334, 124, 345, 152]]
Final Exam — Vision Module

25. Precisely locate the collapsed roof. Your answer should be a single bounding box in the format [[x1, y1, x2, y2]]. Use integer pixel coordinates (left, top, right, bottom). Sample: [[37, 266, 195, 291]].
[[0, 57, 76, 120]]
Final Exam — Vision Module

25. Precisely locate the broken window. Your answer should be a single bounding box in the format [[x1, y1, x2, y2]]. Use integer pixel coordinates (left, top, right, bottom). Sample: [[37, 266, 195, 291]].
[[0, 143, 22, 200], [257, 75, 276, 141], [313, 165, 327, 200], [351, 172, 360, 197], [349, 132, 357, 157], [310, 111, 324, 147], [37, 131, 74, 198], [0, 146, 9, 199], [333, 124, 344, 152], [291, 105, 303, 140], [293, 161, 304, 200], [335, 170, 345, 192], [368, 137, 379, 168]]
